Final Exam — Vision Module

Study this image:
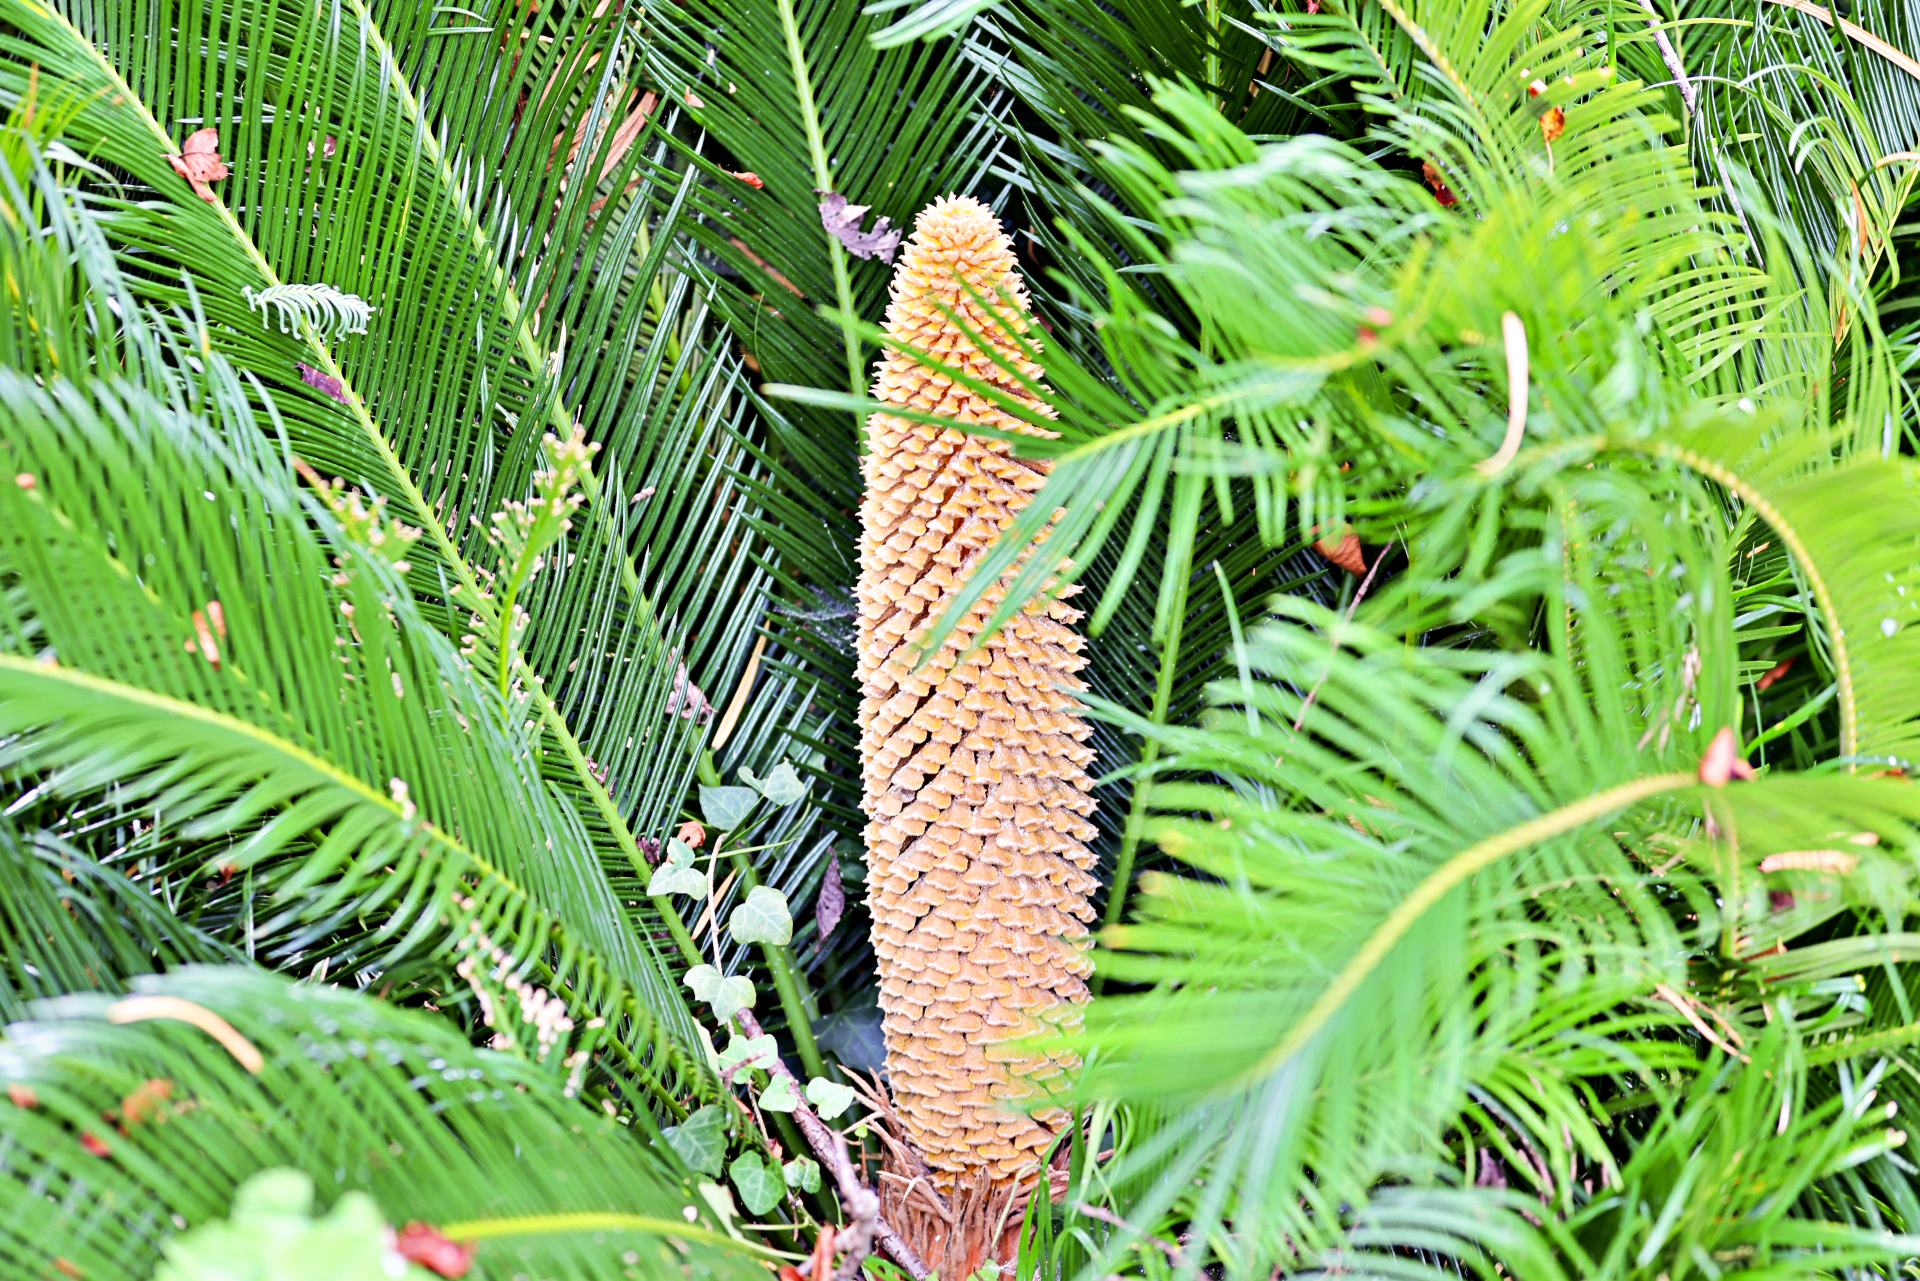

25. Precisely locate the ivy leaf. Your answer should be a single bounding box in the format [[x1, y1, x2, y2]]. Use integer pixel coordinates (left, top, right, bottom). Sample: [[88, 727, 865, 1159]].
[[699, 785, 759, 831], [712, 976, 755, 1022], [647, 861, 707, 897], [783, 1156, 822, 1194], [683, 966, 756, 1021], [758, 1074, 797, 1112], [729, 1152, 785, 1216], [683, 964, 722, 1002], [661, 1105, 728, 1176], [728, 885, 793, 946], [664, 837, 698, 867], [717, 1033, 778, 1075], [805, 1077, 857, 1120], [696, 1181, 743, 1240], [739, 762, 806, 806]]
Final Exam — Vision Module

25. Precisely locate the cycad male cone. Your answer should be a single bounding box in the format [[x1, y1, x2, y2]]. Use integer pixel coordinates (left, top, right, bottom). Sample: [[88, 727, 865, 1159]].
[[857, 194, 1099, 1191]]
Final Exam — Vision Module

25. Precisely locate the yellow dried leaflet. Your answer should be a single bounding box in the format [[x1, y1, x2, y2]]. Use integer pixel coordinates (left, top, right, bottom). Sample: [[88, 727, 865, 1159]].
[[857, 195, 1099, 1193]]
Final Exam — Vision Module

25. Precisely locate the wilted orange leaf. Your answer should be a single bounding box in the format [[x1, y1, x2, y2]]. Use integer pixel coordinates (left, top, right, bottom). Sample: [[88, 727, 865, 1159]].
[[120, 1078, 173, 1127], [1311, 526, 1367, 576], [167, 128, 228, 202]]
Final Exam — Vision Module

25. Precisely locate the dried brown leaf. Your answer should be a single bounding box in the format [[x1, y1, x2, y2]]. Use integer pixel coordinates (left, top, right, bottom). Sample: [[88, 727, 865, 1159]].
[[167, 128, 228, 202], [820, 192, 901, 263]]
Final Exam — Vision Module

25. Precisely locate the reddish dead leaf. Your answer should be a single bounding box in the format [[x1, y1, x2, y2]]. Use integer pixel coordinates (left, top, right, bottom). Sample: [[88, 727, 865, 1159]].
[[1756, 656, 1794, 691], [684, 89, 704, 108], [676, 820, 706, 849], [120, 1078, 173, 1127], [726, 170, 764, 189], [167, 128, 229, 203], [395, 1223, 475, 1278], [54, 1259, 83, 1279], [553, 89, 656, 187], [1769, 889, 1796, 914], [1527, 78, 1547, 98], [1698, 726, 1756, 787], [16, 473, 35, 490], [816, 852, 845, 940], [189, 609, 221, 669], [1305, 0, 1320, 11], [596, 92, 657, 184], [7, 1083, 36, 1108], [297, 362, 351, 405], [818, 192, 901, 263], [1311, 526, 1367, 576], [779, 1269, 805, 1281], [810, 1224, 835, 1281], [77, 1132, 110, 1157], [727, 237, 804, 300], [1540, 106, 1565, 145], [1421, 161, 1457, 208]]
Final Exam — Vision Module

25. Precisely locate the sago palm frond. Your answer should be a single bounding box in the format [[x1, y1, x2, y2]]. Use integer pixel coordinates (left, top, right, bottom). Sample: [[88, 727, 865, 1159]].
[[0, 0, 768, 955], [0, 967, 767, 1281], [0, 356, 717, 1109]]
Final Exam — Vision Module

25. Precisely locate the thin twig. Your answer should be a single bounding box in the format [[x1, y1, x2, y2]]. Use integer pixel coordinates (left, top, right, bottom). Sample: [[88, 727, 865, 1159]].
[[734, 1010, 931, 1279], [829, 1128, 879, 1281], [1653, 982, 1752, 1062], [1635, 0, 1697, 119], [1292, 540, 1398, 733]]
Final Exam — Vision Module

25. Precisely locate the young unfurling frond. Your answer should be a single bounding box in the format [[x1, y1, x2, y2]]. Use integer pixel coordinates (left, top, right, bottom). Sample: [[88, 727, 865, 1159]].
[[242, 282, 374, 338]]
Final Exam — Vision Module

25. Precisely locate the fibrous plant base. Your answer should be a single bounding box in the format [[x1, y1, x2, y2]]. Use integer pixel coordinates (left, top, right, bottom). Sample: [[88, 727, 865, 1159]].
[[856, 195, 1099, 1196]]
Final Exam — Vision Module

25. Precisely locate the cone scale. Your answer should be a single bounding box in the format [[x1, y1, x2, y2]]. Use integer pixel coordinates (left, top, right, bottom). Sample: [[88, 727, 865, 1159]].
[[856, 196, 1099, 1192]]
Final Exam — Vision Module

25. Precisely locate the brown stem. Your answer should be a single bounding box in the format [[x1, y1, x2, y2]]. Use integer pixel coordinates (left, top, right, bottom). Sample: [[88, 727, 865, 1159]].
[[1292, 540, 1397, 733], [734, 1010, 931, 1279]]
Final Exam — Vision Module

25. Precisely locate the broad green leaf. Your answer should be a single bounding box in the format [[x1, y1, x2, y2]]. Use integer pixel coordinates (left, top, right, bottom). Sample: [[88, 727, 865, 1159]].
[[662, 1106, 730, 1177], [684, 964, 723, 1001], [804, 1077, 857, 1121], [685, 963, 754, 1019], [782, 1156, 821, 1194], [717, 1034, 779, 1075], [156, 1170, 395, 1281], [649, 863, 710, 898], [757, 1075, 797, 1113], [695, 1182, 742, 1240], [714, 983, 756, 1021], [699, 785, 760, 831], [728, 1153, 784, 1217], [665, 838, 699, 868], [739, 763, 807, 806], [728, 886, 793, 946]]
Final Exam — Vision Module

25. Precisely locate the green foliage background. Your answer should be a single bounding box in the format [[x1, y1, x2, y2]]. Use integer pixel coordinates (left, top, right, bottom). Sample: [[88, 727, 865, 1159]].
[[7, 0, 1920, 1277]]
